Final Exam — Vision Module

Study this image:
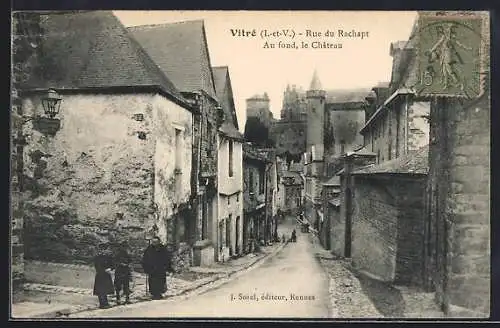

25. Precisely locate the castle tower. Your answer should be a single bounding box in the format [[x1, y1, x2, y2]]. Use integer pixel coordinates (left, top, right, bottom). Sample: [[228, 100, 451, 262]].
[[246, 92, 271, 128], [306, 70, 326, 150]]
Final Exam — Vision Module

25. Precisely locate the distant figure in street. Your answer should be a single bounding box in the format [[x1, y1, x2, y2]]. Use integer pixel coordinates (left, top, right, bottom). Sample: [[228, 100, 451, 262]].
[[93, 242, 115, 309], [282, 233, 286, 243], [114, 241, 132, 305], [291, 229, 297, 242], [141, 237, 172, 300]]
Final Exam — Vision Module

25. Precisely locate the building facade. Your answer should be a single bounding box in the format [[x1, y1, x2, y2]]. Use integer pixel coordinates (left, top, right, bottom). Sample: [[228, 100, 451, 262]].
[[213, 66, 245, 262], [130, 20, 222, 266], [242, 144, 269, 252], [18, 11, 195, 267]]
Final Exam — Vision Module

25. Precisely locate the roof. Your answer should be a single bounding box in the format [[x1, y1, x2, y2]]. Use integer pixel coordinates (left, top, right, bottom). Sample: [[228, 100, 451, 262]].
[[219, 121, 244, 141], [360, 87, 414, 133], [323, 175, 341, 186], [346, 145, 377, 157], [212, 66, 239, 130], [25, 11, 187, 105], [352, 144, 429, 175], [328, 199, 341, 207], [243, 143, 271, 163], [309, 70, 322, 90], [325, 88, 372, 104], [281, 171, 303, 185], [128, 20, 217, 98]]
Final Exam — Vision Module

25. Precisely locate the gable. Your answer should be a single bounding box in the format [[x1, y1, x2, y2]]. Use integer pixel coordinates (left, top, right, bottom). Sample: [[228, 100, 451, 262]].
[[25, 11, 183, 101], [128, 20, 217, 98]]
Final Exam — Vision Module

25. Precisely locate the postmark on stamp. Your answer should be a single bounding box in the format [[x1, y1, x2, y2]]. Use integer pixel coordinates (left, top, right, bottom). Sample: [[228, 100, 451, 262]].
[[415, 12, 485, 98]]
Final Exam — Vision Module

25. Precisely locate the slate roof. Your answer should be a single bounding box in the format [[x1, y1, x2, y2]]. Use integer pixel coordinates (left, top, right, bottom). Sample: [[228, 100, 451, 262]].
[[281, 171, 303, 185], [346, 145, 376, 157], [325, 88, 372, 104], [352, 144, 429, 175], [128, 20, 217, 98], [213, 66, 240, 130], [219, 121, 244, 141], [25, 11, 187, 105], [243, 143, 270, 163], [323, 175, 341, 186], [328, 199, 341, 207]]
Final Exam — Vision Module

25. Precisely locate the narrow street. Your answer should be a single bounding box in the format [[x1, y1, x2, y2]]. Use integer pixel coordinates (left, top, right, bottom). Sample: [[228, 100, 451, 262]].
[[73, 216, 331, 318]]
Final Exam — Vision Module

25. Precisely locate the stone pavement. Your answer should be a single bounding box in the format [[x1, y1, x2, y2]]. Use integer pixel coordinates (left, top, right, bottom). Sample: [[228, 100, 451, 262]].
[[309, 232, 445, 319], [12, 240, 289, 319], [309, 233, 381, 318]]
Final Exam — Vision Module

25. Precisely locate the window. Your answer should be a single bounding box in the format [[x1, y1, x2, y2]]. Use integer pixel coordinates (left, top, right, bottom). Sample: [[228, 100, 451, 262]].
[[228, 140, 234, 177], [226, 215, 232, 248], [201, 194, 207, 239], [219, 219, 225, 252], [249, 171, 254, 193], [175, 128, 182, 171], [259, 170, 265, 194], [206, 121, 213, 157]]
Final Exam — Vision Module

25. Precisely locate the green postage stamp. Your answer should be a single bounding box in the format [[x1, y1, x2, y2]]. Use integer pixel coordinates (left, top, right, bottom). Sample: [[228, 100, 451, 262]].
[[416, 12, 486, 98]]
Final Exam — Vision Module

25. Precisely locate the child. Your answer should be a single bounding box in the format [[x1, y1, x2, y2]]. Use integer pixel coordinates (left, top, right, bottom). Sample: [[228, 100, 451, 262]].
[[114, 241, 132, 305]]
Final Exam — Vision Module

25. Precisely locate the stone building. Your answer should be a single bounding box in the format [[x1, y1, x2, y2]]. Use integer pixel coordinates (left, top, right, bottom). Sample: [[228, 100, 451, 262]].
[[242, 143, 270, 252], [319, 175, 341, 251], [18, 11, 195, 265], [350, 146, 429, 287], [280, 171, 303, 215], [423, 12, 490, 318], [335, 148, 376, 257], [271, 85, 308, 158], [245, 93, 274, 129], [303, 70, 370, 231], [213, 66, 245, 261], [129, 19, 221, 266]]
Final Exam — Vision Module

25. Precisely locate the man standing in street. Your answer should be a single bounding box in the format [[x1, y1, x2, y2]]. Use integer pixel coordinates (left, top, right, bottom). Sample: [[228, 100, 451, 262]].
[[141, 236, 172, 300], [93, 242, 115, 309]]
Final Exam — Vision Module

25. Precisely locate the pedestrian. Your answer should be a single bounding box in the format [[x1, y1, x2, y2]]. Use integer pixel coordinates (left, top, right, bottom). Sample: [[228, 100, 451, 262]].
[[114, 241, 132, 305], [93, 242, 115, 309], [141, 236, 172, 300], [291, 229, 297, 242]]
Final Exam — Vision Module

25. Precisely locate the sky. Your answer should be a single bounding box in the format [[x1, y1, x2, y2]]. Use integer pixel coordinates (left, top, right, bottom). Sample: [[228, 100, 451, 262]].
[[114, 11, 417, 131]]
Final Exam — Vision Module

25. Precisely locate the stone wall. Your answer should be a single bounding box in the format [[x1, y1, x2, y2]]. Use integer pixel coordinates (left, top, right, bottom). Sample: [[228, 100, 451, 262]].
[[351, 177, 398, 281], [152, 94, 193, 245], [20, 93, 190, 266], [352, 175, 426, 285], [270, 121, 307, 156], [430, 95, 490, 316], [394, 177, 426, 287], [329, 204, 344, 257]]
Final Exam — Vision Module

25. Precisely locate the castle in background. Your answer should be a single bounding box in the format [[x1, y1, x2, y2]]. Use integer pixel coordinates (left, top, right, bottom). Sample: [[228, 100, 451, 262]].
[[262, 71, 371, 166]]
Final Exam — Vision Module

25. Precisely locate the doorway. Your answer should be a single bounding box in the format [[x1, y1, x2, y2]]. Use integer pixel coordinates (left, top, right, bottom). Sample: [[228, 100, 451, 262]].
[[235, 216, 241, 256]]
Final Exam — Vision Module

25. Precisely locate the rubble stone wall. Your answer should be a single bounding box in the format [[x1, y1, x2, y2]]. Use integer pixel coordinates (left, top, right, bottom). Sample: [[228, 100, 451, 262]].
[[351, 177, 398, 281], [20, 93, 186, 266]]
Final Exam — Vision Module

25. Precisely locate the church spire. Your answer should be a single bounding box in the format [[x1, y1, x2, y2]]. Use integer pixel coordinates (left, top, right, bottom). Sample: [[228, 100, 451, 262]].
[[309, 69, 322, 91]]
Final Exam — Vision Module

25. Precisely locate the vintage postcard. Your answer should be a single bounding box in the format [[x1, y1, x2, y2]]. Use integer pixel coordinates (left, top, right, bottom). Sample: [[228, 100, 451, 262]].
[[10, 10, 491, 320]]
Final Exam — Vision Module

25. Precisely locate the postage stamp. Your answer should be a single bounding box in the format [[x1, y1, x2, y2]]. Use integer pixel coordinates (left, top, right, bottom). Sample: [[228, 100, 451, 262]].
[[415, 12, 485, 98]]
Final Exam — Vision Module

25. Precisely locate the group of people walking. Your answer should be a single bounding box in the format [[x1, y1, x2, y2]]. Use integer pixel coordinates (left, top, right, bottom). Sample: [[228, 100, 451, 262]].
[[93, 236, 173, 309]]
